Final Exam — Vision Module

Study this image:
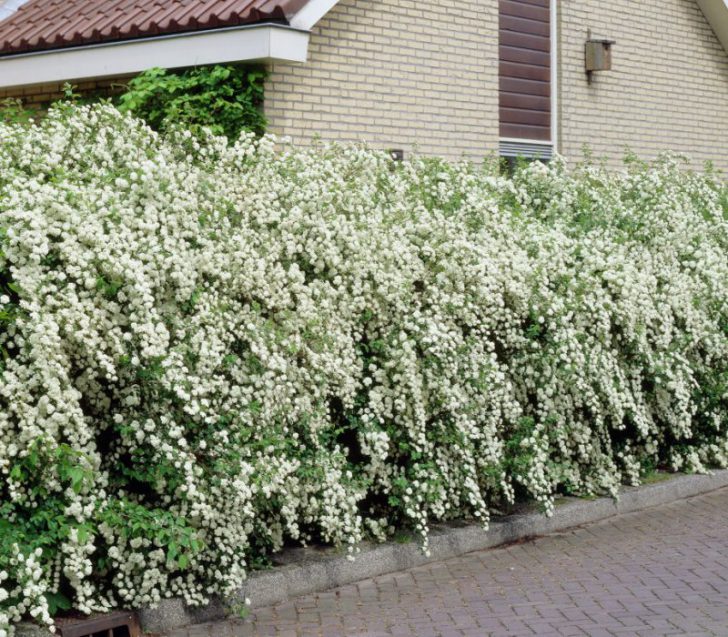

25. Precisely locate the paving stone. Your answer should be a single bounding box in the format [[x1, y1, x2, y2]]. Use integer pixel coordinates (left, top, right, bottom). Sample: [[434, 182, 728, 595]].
[[164, 487, 728, 637]]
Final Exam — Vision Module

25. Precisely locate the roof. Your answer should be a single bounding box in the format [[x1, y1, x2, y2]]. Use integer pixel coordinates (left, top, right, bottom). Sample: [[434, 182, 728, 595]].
[[0, 0, 309, 56]]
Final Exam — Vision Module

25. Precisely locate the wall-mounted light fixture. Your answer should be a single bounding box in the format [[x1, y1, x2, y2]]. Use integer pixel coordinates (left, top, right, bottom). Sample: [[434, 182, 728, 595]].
[[585, 30, 616, 84]]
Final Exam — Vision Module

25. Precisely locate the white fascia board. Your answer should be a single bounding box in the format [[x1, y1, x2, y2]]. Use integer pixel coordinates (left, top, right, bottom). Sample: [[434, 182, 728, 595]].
[[0, 24, 310, 90], [697, 0, 728, 53], [289, 0, 342, 30]]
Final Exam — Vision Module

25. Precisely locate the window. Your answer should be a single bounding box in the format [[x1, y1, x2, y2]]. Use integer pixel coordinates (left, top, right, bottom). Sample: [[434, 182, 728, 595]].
[[498, 0, 555, 159]]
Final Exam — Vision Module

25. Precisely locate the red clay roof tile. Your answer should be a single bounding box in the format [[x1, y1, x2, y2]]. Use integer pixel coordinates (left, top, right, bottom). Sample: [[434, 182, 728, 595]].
[[0, 0, 307, 56]]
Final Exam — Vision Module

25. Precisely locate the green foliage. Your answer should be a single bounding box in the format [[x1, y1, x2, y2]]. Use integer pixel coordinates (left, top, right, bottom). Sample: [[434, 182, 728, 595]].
[[98, 499, 203, 572], [0, 84, 85, 126], [0, 98, 34, 125], [117, 65, 267, 140], [0, 441, 96, 621]]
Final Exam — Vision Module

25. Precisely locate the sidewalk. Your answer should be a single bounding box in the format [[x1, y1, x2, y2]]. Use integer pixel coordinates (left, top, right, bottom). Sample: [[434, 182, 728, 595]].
[[165, 487, 728, 636]]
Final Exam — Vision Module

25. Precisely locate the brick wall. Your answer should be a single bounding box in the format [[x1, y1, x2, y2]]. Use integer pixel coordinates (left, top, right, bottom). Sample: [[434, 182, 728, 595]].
[[264, 0, 500, 161], [558, 0, 728, 172], [0, 77, 128, 109]]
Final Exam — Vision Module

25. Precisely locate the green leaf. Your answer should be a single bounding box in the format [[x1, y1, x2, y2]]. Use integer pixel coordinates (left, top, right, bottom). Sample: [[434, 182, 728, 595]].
[[46, 592, 72, 616], [166, 541, 178, 564], [68, 468, 85, 493]]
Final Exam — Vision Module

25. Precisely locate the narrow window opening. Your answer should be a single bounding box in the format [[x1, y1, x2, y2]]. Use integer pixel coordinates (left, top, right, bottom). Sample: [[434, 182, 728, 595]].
[[498, 0, 553, 158]]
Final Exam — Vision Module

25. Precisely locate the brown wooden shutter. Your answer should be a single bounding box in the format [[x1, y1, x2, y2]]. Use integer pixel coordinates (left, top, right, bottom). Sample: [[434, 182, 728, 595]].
[[499, 0, 551, 142]]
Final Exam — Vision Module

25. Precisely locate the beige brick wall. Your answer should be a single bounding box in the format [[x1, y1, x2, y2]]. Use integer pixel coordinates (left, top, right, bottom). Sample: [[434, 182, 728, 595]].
[[264, 0, 499, 161], [558, 0, 728, 172], [0, 77, 128, 109]]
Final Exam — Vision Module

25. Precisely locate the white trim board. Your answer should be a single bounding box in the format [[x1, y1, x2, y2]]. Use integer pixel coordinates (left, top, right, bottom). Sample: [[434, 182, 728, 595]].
[[696, 0, 728, 53], [0, 24, 310, 89], [550, 0, 559, 153], [499, 137, 553, 146], [289, 0, 342, 30]]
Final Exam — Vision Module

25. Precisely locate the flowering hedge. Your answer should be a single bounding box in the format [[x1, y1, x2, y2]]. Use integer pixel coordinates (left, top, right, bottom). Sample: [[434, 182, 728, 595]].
[[1, 104, 727, 634]]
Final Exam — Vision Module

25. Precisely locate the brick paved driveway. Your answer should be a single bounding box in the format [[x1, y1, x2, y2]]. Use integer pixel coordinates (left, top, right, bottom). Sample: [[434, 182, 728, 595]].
[[167, 487, 728, 637]]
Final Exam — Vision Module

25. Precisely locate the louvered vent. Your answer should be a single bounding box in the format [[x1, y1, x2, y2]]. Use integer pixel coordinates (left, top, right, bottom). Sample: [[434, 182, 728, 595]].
[[499, 139, 553, 160]]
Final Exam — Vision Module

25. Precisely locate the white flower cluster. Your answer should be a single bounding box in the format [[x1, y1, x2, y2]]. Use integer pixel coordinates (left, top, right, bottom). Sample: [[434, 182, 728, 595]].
[[0, 104, 726, 632], [0, 548, 53, 634]]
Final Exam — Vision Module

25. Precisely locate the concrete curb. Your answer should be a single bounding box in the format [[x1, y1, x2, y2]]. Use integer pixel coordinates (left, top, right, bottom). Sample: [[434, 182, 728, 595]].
[[17, 469, 728, 636]]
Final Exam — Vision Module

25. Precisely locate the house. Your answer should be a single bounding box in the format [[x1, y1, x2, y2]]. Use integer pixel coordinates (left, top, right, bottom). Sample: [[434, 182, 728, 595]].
[[0, 0, 727, 171]]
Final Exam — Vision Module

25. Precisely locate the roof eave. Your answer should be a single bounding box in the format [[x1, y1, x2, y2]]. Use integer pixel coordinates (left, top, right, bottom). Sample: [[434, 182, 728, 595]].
[[697, 0, 728, 53], [0, 23, 309, 90], [289, 0, 341, 30]]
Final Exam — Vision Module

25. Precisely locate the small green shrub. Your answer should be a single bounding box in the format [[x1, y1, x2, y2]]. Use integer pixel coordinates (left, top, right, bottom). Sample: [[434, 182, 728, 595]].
[[0, 98, 33, 126], [117, 65, 267, 140]]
